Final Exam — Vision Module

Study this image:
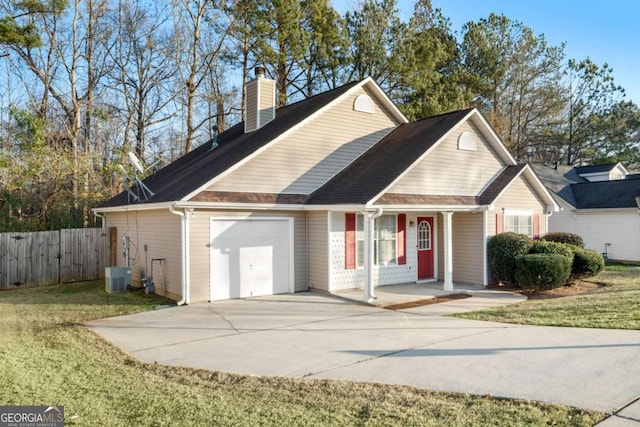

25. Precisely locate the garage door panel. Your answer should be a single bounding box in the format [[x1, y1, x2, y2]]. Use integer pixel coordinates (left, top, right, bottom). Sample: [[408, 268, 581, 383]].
[[210, 218, 291, 301]]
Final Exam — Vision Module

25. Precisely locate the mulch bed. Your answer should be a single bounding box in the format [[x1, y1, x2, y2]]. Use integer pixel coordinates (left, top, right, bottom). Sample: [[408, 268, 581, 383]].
[[488, 281, 604, 300], [383, 293, 472, 310]]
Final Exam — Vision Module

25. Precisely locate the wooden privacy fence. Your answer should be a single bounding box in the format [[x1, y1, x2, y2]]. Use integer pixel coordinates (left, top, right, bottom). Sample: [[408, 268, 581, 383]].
[[0, 228, 108, 290]]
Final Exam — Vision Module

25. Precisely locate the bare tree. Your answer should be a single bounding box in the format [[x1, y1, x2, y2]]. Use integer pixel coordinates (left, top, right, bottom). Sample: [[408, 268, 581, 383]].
[[108, 0, 177, 160]]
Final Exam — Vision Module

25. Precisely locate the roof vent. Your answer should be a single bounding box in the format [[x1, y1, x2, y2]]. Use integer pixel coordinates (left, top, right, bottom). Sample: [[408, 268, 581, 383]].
[[244, 67, 276, 133]]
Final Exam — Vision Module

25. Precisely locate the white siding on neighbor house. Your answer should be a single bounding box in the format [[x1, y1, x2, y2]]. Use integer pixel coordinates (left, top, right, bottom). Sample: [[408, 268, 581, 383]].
[[188, 210, 308, 303], [104, 210, 182, 299], [307, 211, 329, 291], [388, 121, 504, 196], [451, 212, 485, 285], [328, 211, 417, 291], [549, 209, 640, 262], [209, 86, 399, 195]]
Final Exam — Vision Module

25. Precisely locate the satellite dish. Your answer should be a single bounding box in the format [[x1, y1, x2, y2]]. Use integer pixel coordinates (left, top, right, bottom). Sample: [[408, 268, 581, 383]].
[[127, 151, 145, 173]]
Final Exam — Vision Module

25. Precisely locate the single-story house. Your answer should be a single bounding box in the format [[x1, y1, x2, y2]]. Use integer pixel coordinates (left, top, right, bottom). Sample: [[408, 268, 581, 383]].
[[532, 162, 640, 262], [94, 69, 558, 303]]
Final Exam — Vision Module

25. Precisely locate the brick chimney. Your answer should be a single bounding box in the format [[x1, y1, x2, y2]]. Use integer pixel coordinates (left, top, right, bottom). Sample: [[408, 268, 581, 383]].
[[244, 67, 276, 133]]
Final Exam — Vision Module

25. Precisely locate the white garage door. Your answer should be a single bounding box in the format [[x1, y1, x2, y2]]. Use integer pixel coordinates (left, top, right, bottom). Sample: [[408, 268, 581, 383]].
[[210, 218, 292, 300]]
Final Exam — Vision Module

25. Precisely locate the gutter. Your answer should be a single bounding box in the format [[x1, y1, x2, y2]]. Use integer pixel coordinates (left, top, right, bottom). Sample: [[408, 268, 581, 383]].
[[93, 211, 106, 229], [169, 205, 190, 306]]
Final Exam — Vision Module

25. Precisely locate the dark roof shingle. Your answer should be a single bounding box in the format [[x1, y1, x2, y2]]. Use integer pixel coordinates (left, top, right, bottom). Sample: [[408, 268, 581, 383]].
[[99, 81, 361, 208], [306, 109, 473, 205]]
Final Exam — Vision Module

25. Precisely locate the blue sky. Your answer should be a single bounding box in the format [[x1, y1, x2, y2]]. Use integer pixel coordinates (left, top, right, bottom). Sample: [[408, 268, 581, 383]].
[[335, 0, 640, 104]]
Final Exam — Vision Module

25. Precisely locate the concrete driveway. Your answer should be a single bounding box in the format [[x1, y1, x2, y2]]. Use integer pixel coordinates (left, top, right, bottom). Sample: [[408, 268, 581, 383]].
[[87, 291, 640, 422]]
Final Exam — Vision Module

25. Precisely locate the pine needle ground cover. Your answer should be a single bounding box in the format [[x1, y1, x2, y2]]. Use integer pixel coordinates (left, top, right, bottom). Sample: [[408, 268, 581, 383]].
[[455, 265, 640, 329], [0, 281, 603, 426]]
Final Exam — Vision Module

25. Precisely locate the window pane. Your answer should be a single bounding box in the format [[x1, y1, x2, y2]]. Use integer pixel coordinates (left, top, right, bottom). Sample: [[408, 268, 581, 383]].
[[518, 215, 532, 236], [418, 220, 431, 250], [504, 215, 518, 233], [376, 215, 396, 266]]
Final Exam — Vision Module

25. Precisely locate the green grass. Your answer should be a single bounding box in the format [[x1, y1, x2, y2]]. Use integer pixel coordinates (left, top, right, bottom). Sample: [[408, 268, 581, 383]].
[[0, 281, 603, 426], [455, 264, 640, 329]]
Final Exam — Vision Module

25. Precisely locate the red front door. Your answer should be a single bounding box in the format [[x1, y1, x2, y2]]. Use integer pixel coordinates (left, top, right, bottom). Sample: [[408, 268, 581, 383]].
[[417, 217, 434, 280]]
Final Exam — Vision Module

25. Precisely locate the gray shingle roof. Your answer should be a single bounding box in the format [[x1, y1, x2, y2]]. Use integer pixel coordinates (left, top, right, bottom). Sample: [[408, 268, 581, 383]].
[[99, 81, 361, 208], [571, 180, 640, 209], [306, 109, 474, 205], [574, 163, 618, 175], [533, 163, 640, 209]]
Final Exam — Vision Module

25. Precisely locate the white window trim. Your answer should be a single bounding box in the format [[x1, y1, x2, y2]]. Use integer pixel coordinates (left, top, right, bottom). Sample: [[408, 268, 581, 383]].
[[503, 209, 534, 237], [355, 213, 398, 267]]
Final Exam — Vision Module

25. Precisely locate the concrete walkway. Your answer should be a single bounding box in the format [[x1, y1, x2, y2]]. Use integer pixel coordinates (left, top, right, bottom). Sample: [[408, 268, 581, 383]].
[[87, 290, 640, 424]]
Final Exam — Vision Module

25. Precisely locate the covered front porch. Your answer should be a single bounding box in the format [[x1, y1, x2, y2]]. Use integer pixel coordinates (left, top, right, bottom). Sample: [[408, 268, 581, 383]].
[[354, 209, 488, 303], [334, 282, 523, 310]]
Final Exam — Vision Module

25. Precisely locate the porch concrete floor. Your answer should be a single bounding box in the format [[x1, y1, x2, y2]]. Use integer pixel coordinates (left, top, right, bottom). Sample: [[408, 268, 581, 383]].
[[334, 282, 523, 308]]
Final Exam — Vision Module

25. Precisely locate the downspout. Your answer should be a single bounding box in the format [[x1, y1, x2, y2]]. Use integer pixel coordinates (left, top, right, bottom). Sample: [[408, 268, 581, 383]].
[[362, 207, 383, 302], [169, 205, 189, 305], [93, 211, 105, 229]]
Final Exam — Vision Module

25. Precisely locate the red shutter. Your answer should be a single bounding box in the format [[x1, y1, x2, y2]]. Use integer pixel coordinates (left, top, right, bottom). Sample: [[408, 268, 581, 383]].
[[345, 213, 356, 269], [533, 214, 540, 239], [496, 214, 504, 234], [397, 214, 406, 265]]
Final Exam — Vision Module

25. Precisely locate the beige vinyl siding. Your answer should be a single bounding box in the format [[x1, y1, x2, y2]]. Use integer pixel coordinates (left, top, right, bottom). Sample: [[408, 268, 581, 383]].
[[387, 121, 504, 196], [104, 209, 182, 300], [488, 175, 548, 238], [209, 86, 399, 195], [307, 211, 329, 291], [493, 175, 546, 213], [259, 78, 275, 125], [451, 213, 485, 284], [245, 82, 258, 131], [549, 209, 640, 262], [489, 176, 546, 231], [188, 210, 308, 302]]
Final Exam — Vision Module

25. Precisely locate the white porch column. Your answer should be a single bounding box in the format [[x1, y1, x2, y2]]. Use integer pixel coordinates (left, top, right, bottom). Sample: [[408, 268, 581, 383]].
[[441, 211, 454, 291], [363, 209, 383, 302]]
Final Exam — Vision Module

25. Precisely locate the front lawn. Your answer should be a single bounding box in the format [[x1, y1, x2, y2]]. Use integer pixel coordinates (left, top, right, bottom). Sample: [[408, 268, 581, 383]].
[[0, 281, 603, 426], [455, 264, 640, 329]]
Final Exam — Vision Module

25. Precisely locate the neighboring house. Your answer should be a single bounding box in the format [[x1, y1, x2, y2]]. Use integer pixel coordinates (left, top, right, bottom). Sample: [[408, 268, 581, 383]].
[[533, 162, 640, 263], [94, 69, 558, 303]]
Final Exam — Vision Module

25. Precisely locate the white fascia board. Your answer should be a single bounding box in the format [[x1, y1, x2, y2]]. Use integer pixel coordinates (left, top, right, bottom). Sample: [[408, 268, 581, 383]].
[[175, 202, 306, 211], [470, 111, 517, 164], [369, 204, 489, 212], [488, 165, 560, 213], [368, 110, 476, 205], [522, 165, 560, 212], [92, 202, 174, 213], [174, 202, 368, 212], [361, 77, 409, 124], [181, 79, 407, 203], [574, 207, 639, 214]]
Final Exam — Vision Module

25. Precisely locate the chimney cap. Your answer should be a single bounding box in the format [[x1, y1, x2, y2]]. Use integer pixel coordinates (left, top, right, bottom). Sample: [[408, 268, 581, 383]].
[[255, 66, 266, 78]]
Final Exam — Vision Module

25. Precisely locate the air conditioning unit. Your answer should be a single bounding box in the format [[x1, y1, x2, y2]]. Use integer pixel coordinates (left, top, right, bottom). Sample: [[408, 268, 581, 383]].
[[105, 267, 132, 293]]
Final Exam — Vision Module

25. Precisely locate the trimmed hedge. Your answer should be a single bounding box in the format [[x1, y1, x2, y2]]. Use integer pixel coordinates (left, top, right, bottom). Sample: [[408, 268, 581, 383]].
[[570, 247, 605, 282], [529, 240, 574, 258], [488, 232, 533, 286], [514, 254, 572, 290], [543, 232, 584, 248]]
